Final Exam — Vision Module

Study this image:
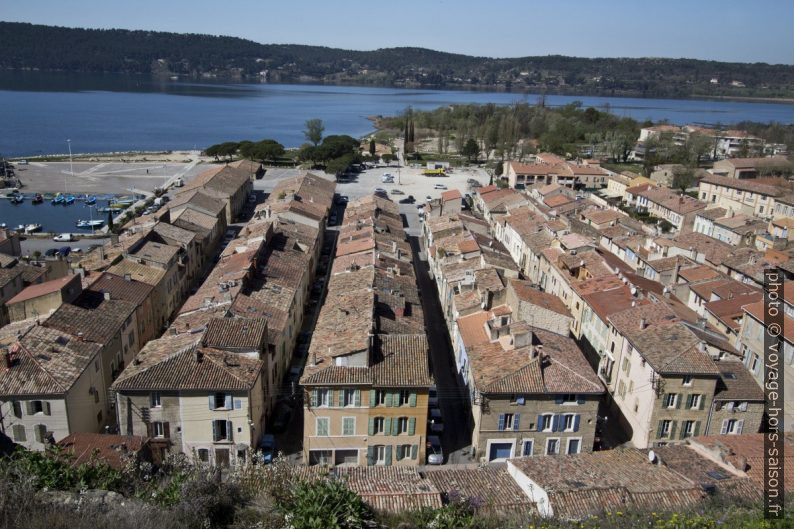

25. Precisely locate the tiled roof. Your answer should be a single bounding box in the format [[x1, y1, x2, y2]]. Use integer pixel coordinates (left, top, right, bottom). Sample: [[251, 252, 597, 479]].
[[0, 267, 22, 288], [85, 272, 154, 307], [456, 311, 491, 349], [583, 286, 646, 322], [677, 265, 721, 283], [509, 279, 570, 317], [662, 233, 734, 266], [704, 292, 762, 331], [608, 302, 679, 337], [107, 258, 166, 286], [203, 317, 267, 350], [0, 325, 102, 395], [152, 221, 197, 246], [441, 189, 462, 202], [45, 296, 136, 345], [628, 323, 721, 376], [689, 279, 759, 303], [545, 194, 573, 208], [582, 208, 623, 226], [638, 188, 706, 215], [696, 207, 728, 221], [167, 188, 227, 217], [714, 361, 764, 401], [425, 467, 535, 514], [6, 275, 79, 305], [112, 337, 262, 391], [58, 433, 148, 470], [508, 448, 703, 520], [700, 174, 785, 196]]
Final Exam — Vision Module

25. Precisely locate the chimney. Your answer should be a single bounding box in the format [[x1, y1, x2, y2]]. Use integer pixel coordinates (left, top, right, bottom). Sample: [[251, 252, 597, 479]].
[[124, 273, 131, 282], [103, 291, 111, 301], [639, 318, 647, 330], [195, 350, 204, 363], [698, 341, 706, 353], [3, 348, 14, 369]]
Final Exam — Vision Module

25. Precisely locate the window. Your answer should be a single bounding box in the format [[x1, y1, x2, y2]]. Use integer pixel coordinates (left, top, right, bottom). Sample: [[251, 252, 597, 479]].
[[30, 400, 46, 415], [682, 376, 693, 386], [150, 392, 161, 408], [750, 354, 760, 374], [546, 438, 559, 455], [152, 421, 164, 438], [659, 420, 672, 438], [398, 390, 410, 406], [212, 392, 230, 410], [316, 417, 329, 436], [396, 444, 412, 461], [374, 390, 387, 406], [375, 445, 386, 465], [12, 401, 22, 418], [342, 417, 355, 436], [621, 357, 630, 374], [567, 438, 581, 454], [34, 424, 47, 444], [373, 417, 385, 435], [197, 449, 209, 462], [12, 424, 26, 442], [560, 394, 577, 405], [212, 419, 232, 442], [522, 439, 534, 456], [316, 389, 330, 407], [541, 414, 553, 432], [397, 417, 409, 435], [722, 419, 744, 435], [687, 394, 702, 410], [562, 414, 575, 432], [664, 393, 678, 409], [342, 389, 357, 407], [682, 420, 695, 438], [499, 413, 519, 431]]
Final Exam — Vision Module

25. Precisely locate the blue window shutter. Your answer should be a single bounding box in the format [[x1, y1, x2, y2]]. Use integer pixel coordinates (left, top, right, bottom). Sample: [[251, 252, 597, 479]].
[[498, 414, 506, 431], [536, 415, 543, 432], [513, 413, 521, 431], [573, 414, 581, 432], [208, 395, 214, 410], [234, 399, 242, 410], [224, 394, 232, 409], [227, 420, 233, 442], [385, 392, 393, 407], [385, 445, 393, 466], [552, 414, 560, 432], [408, 417, 416, 436], [411, 444, 418, 459], [212, 420, 218, 441]]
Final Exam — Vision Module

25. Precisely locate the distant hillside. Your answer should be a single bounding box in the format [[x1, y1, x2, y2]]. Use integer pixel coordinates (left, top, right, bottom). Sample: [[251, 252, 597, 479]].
[[2, 21, 794, 99]]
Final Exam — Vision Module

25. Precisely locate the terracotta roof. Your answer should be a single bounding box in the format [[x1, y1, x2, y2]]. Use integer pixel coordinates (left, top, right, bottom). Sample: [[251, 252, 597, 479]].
[[203, 317, 267, 351], [425, 467, 536, 514], [152, 221, 197, 246], [508, 448, 703, 520], [0, 267, 23, 288], [690, 279, 759, 303], [629, 323, 721, 376], [743, 300, 794, 344], [645, 255, 693, 273], [714, 361, 764, 401], [112, 336, 262, 391], [721, 156, 789, 170], [638, 187, 706, 215], [57, 433, 148, 470], [582, 208, 623, 226], [441, 189, 462, 202], [85, 272, 154, 307], [700, 174, 786, 197], [166, 189, 226, 218], [704, 292, 762, 331], [456, 311, 491, 348], [608, 302, 679, 337], [678, 265, 721, 283], [107, 258, 166, 286], [0, 325, 102, 395], [696, 207, 728, 221], [583, 286, 646, 322], [544, 194, 573, 208], [509, 279, 570, 317], [6, 275, 79, 305], [44, 296, 136, 345]]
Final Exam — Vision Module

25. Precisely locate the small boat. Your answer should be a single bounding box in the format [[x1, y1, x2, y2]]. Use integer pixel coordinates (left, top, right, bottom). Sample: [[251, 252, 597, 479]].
[[10, 194, 24, 204], [97, 207, 113, 213], [32, 193, 43, 204], [64, 195, 76, 205], [0, 223, 6, 228], [85, 195, 97, 205], [25, 224, 42, 233], [15, 224, 25, 231], [76, 219, 104, 228], [52, 193, 64, 205]]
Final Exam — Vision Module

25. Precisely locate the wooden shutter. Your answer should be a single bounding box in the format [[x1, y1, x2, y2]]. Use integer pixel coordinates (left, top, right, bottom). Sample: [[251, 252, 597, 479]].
[[686, 394, 694, 409], [693, 421, 701, 437], [385, 445, 392, 466], [699, 395, 706, 410], [12, 424, 25, 442], [369, 390, 377, 407], [226, 420, 233, 442], [573, 414, 581, 432], [35, 424, 45, 443], [368, 417, 375, 436], [26, 401, 34, 416], [736, 419, 744, 434], [669, 421, 677, 439], [385, 392, 393, 407], [209, 395, 215, 410], [536, 415, 543, 432], [408, 417, 416, 436], [410, 444, 418, 459], [354, 390, 361, 407], [552, 414, 560, 432], [12, 401, 22, 418], [720, 419, 729, 435], [497, 414, 506, 431], [674, 394, 681, 409], [513, 413, 521, 431], [147, 422, 154, 438], [367, 446, 375, 466], [656, 420, 664, 439], [224, 394, 232, 409], [163, 422, 170, 439], [212, 420, 219, 442], [384, 417, 392, 435], [396, 445, 404, 461], [391, 418, 400, 436], [409, 392, 417, 407], [43, 402, 51, 416]]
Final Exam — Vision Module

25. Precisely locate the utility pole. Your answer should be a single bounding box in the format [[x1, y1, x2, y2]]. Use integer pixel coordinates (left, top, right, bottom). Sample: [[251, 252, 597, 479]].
[[66, 139, 74, 195]]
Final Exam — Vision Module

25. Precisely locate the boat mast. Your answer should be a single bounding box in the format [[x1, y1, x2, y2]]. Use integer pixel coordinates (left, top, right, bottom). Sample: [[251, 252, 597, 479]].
[[66, 139, 73, 195]]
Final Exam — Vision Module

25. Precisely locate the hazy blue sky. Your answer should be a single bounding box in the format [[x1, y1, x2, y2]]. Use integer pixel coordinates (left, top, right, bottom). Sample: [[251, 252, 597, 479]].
[[3, 0, 793, 64]]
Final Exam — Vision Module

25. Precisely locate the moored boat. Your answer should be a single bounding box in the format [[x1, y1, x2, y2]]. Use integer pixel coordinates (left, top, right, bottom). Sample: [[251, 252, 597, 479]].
[[10, 194, 24, 204], [32, 193, 43, 204], [52, 193, 65, 204], [85, 195, 97, 205], [76, 219, 104, 228], [25, 224, 42, 233], [64, 195, 76, 205]]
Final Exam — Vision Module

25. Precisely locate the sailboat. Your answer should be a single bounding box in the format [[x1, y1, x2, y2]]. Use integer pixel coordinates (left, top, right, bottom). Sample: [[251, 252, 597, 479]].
[[64, 195, 76, 205]]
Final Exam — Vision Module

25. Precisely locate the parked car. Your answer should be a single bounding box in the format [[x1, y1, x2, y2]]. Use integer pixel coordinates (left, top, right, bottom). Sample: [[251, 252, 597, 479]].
[[53, 233, 73, 242], [44, 248, 59, 257], [428, 408, 444, 433], [433, 184, 447, 190], [427, 435, 444, 465], [375, 188, 387, 194], [426, 196, 432, 202], [58, 246, 71, 256], [390, 189, 404, 195], [428, 384, 439, 408], [258, 434, 276, 464]]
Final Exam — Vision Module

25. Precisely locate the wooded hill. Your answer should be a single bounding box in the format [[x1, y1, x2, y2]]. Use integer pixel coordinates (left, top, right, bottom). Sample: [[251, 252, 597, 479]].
[[2, 21, 794, 99]]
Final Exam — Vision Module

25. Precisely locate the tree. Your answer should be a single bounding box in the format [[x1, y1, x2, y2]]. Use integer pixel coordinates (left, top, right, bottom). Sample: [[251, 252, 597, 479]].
[[381, 153, 394, 164], [304, 118, 325, 146], [369, 138, 376, 156], [494, 161, 503, 177], [240, 139, 285, 163], [280, 479, 372, 529], [672, 165, 695, 194], [461, 139, 480, 161], [325, 154, 355, 176]]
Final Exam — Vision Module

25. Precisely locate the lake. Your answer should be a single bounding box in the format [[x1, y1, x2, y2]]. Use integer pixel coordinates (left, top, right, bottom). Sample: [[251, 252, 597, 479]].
[[1, 71, 794, 157]]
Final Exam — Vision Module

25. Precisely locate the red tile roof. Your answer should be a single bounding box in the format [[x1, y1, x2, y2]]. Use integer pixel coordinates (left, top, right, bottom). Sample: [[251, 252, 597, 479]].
[[6, 274, 79, 305]]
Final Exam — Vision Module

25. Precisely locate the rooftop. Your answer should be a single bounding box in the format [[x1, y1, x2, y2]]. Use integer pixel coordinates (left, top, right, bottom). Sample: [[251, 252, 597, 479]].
[[6, 274, 79, 305]]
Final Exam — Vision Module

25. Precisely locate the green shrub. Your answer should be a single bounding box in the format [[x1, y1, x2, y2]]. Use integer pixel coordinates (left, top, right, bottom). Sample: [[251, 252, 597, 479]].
[[280, 479, 372, 529]]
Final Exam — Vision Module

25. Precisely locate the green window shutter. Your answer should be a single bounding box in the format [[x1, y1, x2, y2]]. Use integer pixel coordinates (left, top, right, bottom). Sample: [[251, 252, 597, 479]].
[[680, 423, 688, 440], [411, 444, 418, 459], [311, 390, 318, 408], [368, 417, 375, 436], [396, 445, 404, 460], [337, 390, 344, 407], [367, 446, 375, 466], [656, 420, 664, 439], [660, 394, 668, 408], [670, 420, 678, 439], [385, 445, 393, 466], [409, 392, 417, 407], [369, 390, 376, 407], [43, 402, 51, 416], [391, 418, 399, 436], [675, 394, 682, 409], [385, 392, 393, 407], [355, 390, 361, 407], [693, 421, 701, 437], [408, 417, 416, 436], [698, 395, 706, 410], [384, 417, 392, 435], [686, 394, 693, 409]]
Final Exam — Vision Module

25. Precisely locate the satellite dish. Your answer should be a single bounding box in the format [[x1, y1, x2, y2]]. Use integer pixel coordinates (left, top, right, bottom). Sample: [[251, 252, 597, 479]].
[[648, 450, 657, 464]]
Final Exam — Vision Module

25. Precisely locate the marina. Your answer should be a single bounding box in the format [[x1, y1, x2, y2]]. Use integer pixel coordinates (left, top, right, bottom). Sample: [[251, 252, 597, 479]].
[[0, 192, 123, 233]]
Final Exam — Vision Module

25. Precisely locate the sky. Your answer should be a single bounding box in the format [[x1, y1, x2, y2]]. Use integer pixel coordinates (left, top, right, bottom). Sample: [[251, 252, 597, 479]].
[[2, 0, 793, 64]]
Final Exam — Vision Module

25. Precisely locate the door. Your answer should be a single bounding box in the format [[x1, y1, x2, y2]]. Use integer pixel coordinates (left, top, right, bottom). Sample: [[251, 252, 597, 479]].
[[488, 442, 513, 461], [215, 448, 230, 467]]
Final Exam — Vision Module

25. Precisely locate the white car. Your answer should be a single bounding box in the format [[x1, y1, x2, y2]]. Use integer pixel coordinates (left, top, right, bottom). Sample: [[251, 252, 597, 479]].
[[53, 233, 73, 242], [428, 408, 444, 433], [427, 436, 444, 465], [433, 184, 447, 190]]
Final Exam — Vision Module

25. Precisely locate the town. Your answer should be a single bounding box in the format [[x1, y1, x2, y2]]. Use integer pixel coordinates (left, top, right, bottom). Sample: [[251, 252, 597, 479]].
[[0, 112, 791, 526]]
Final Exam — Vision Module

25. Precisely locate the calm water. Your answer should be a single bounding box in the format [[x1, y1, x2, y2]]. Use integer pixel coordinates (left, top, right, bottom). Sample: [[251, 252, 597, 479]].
[[1, 71, 794, 157], [0, 195, 119, 233]]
